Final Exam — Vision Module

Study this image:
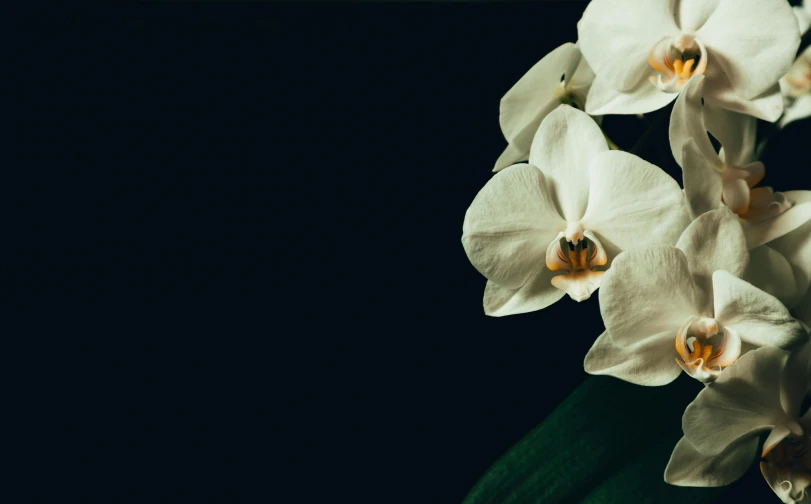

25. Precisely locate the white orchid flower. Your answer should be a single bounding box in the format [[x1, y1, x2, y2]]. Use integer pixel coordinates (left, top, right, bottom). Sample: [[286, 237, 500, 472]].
[[779, 47, 811, 129], [669, 75, 811, 238], [494, 42, 596, 172], [462, 105, 688, 316], [584, 207, 808, 384], [664, 344, 811, 504], [577, 0, 800, 120]]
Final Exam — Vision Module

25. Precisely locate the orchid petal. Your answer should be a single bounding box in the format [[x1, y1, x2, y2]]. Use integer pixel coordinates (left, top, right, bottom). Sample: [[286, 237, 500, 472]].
[[674, 0, 722, 33], [745, 245, 802, 309], [483, 270, 566, 317], [528, 105, 608, 222], [669, 75, 719, 167], [665, 436, 757, 487], [585, 74, 678, 116], [583, 330, 682, 386], [763, 425, 794, 458], [713, 270, 807, 350], [697, 0, 800, 100], [769, 205, 811, 307], [683, 346, 791, 456], [495, 43, 582, 172], [567, 52, 595, 96], [681, 138, 723, 219], [580, 150, 689, 253], [675, 207, 749, 304], [462, 164, 564, 289], [703, 75, 784, 122], [704, 104, 756, 166], [493, 144, 529, 175], [743, 199, 811, 249], [600, 247, 703, 348], [761, 458, 811, 504], [578, 0, 679, 92]]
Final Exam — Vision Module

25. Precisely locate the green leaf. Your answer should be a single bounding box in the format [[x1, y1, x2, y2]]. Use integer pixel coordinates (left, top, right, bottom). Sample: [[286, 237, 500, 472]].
[[578, 430, 727, 504], [463, 375, 708, 504]]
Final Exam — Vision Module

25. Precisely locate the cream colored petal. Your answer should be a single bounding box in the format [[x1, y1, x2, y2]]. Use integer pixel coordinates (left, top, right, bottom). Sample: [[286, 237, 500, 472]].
[[551, 269, 604, 302], [743, 200, 811, 249], [697, 0, 800, 100], [583, 330, 682, 386], [482, 268, 567, 317], [763, 425, 793, 458], [462, 164, 564, 289], [703, 73, 784, 122], [567, 49, 595, 95], [528, 105, 608, 223], [665, 435, 757, 487], [669, 75, 720, 167], [675, 207, 749, 305], [683, 346, 792, 456], [740, 161, 765, 188], [713, 270, 807, 350], [704, 103, 757, 166], [580, 150, 689, 253], [674, 0, 722, 33], [681, 138, 724, 220], [769, 196, 811, 308], [493, 145, 529, 174], [744, 245, 802, 309], [585, 73, 679, 116]]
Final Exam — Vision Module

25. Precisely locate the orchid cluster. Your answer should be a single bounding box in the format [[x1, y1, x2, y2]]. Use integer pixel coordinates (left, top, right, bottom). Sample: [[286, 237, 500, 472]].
[[462, 0, 811, 501]]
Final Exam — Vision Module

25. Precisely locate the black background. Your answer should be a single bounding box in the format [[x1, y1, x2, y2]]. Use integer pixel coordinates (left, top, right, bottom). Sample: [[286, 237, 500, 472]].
[[61, 1, 811, 501]]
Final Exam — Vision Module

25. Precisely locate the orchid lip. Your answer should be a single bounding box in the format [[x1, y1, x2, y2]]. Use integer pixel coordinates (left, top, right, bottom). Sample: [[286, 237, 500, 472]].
[[648, 35, 708, 93], [674, 315, 741, 383], [760, 429, 811, 502], [545, 229, 607, 302]]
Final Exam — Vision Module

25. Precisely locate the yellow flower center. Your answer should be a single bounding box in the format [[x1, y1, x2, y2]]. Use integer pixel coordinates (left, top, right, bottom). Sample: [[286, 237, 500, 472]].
[[545, 230, 608, 302], [648, 35, 708, 92], [674, 316, 739, 383]]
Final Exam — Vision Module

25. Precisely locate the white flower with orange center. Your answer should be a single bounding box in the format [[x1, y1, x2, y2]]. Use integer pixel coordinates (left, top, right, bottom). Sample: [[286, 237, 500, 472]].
[[665, 344, 811, 503], [577, 0, 800, 120], [584, 208, 808, 385], [494, 42, 596, 172], [462, 105, 688, 316]]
